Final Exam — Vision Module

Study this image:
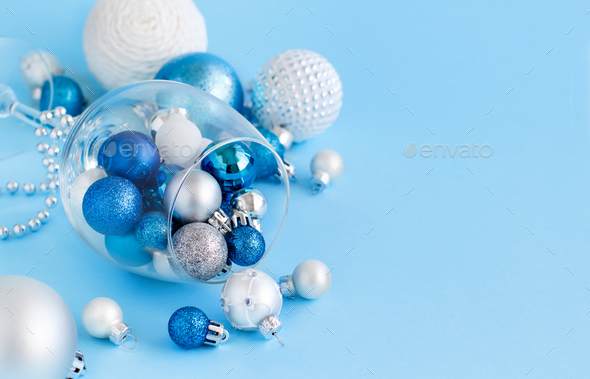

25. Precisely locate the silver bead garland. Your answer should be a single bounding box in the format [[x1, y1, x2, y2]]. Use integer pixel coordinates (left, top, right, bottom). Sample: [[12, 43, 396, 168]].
[[1, 106, 71, 240]]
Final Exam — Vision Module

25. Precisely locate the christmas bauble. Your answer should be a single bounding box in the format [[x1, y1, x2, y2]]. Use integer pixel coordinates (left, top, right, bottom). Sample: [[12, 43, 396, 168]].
[[40, 76, 84, 116], [201, 142, 256, 192], [155, 108, 202, 167], [19, 50, 63, 91], [251, 128, 284, 180], [82, 176, 143, 235], [226, 225, 265, 266], [155, 52, 243, 112], [163, 169, 222, 224], [230, 188, 268, 219], [97, 131, 161, 186], [310, 149, 344, 194], [168, 306, 228, 348], [220, 268, 282, 331], [135, 211, 168, 251], [251, 49, 343, 143], [292, 260, 332, 299], [172, 222, 228, 281], [0, 276, 80, 379], [82, 297, 136, 349], [83, 0, 208, 90]]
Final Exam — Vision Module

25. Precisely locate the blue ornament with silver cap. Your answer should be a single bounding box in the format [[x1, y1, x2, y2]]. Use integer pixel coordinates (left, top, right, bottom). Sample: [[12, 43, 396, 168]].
[[168, 306, 229, 349]]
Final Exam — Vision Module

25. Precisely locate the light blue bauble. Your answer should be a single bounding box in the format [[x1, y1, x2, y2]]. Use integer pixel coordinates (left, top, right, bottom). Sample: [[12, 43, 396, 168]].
[[155, 53, 244, 112], [105, 231, 153, 268]]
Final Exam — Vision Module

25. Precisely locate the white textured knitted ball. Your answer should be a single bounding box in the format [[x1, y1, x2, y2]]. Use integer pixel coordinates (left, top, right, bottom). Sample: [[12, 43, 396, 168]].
[[83, 0, 207, 91]]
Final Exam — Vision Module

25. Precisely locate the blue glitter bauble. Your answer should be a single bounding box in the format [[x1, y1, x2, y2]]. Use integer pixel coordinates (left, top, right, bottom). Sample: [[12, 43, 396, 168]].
[[155, 53, 244, 112], [220, 191, 234, 215], [40, 76, 84, 116], [82, 176, 143, 235], [97, 131, 161, 186], [226, 225, 265, 266], [168, 306, 210, 349], [251, 128, 284, 180], [135, 211, 168, 251], [201, 142, 256, 192], [105, 231, 153, 267]]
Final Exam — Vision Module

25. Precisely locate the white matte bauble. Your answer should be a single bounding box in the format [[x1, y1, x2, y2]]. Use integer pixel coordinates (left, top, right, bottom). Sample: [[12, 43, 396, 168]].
[[82, 297, 123, 338], [0, 276, 79, 379], [220, 269, 282, 331], [251, 49, 343, 143], [310, 149, 344, 194], [19, 50, 63, 91], [292, 260, 332, 299], [83, 0, 208, 90], [163, 168, 222, 223], [155, 108, 202, 167]]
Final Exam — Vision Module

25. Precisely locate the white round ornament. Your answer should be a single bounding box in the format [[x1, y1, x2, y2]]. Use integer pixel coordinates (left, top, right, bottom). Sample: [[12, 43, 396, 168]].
[[19, 50, 63, 91], [155, 108, 202, 167], [251, 49, 343, 143], [83, 0, 208, 90], [82, 297, 136, 349]]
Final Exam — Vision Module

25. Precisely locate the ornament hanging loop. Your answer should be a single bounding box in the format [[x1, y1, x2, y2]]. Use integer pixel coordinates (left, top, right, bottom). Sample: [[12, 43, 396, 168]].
[[221, 329, 230, 343], [120, 334, 137, 350]]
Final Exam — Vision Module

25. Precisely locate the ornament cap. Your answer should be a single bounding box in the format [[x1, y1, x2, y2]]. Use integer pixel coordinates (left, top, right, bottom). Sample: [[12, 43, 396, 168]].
[[258, 315, 284, 345], [311, 170, 330, 195], [66, 350, 86, 379], [282, 159, 298, 182], [278, 275, 296, 298], [204, 320, 230, 346], [231, 211, 253, 228], [168, 107, 188, 117], [270, 124, 294, 150], [109, 322, 137, 350], [207, 209, 232, 235]]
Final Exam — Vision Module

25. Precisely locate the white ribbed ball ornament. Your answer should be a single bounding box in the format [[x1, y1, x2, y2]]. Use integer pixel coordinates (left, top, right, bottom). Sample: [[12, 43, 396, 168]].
[[83, 0, 208, 91], [251, 49, 343, 143]]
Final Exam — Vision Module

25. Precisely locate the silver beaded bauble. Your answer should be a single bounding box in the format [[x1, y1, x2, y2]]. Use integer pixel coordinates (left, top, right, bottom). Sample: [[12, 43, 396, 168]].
[[27, 218, 41, 232], [251, 49, 343, 143], [0, 226, 9, 240], [6, 181, 18, 194], [23, 183, 35, 195], [13, 224, 26, 237], [45, 196, 57, 208], [37, 210, 50, 223]]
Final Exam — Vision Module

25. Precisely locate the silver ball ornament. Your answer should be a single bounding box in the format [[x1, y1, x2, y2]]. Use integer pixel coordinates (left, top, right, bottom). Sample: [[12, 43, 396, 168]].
[[23, 182, 35, 195], [6, 181, 19, 194], [230, 188, 268, 219], [291, 260, 332, 299], [27, 218, 41, 232], [82, 297, 136, 349], [310, 149, 344, 194], [0, 276, 79, 379], [45, 196, 58, 208], [172, 222, 228, 281], [155, 108, 202, 167], [37, 210, 50, 224], [163, 169, 222, 224], [251, 49, 343, 143], [12, 224, 26, 237]]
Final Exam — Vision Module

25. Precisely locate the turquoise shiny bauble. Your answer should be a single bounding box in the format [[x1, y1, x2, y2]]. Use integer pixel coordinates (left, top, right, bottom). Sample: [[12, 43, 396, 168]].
[[40, 76, 84, 116], [201, 142, 256, 192], [155, 53, 243, 112]]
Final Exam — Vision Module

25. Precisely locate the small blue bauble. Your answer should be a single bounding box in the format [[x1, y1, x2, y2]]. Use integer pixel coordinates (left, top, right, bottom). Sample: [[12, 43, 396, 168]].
[[226, 225, 265, 266], [105, 231, 153, 268], [40, 76, 84, 116], [201, 142, 257, 192], [97, 131, 161, 186], [82, 176, 143, 235], [155, 53, 244, 112], [220, 191, 234, 215], [251, 128, 284, 180], [135, 211, 168, 251], [168, 306, 210, 349]]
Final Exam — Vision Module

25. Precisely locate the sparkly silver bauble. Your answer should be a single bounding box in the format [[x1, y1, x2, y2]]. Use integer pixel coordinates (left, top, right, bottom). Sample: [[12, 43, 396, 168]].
[[0, 276, 79, 379], [251, 49, 343, 143], [172, 222, 228, 281], [163, 169, 222, 224]]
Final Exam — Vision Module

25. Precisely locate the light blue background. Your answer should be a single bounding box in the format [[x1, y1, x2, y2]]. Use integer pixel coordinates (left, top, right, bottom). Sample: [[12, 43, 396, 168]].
[[2, 0, 590, 377]]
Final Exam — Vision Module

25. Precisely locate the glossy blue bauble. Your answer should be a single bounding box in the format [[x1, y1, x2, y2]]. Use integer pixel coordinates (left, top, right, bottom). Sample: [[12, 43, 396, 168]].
[[155, 53, 244, 112], [82, 176, 143, 235], [251, 128, 284, 180], [168, 306, 210, 349], [226, 225, 265, 266], [97, 131, 161, 186], [105, 231, 153, 268], [40, 76, 84, 116], [135, 211, 168, 251], [201, 142, 256, 192]]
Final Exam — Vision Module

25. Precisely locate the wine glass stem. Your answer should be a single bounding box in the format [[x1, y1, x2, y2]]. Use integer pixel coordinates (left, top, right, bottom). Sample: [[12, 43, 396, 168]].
[[11, 101, 58, 129]]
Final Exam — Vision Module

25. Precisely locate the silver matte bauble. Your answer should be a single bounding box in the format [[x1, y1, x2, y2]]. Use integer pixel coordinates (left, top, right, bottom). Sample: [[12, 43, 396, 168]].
[[82, 297, 136, 349], [230, 188, 268, 219], [251, 49, 343, 143], [163, 169, 222, 224], [279, 260, 332, 299], [0, 275, 79, 379], [310, 149, 344, 194]]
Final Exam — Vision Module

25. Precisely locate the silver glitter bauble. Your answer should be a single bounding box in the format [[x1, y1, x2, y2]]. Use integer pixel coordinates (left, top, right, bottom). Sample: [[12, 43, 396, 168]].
[[163, 169, 222, 224], [251, 49, 343, 143], [172, 222, 228, 281]]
